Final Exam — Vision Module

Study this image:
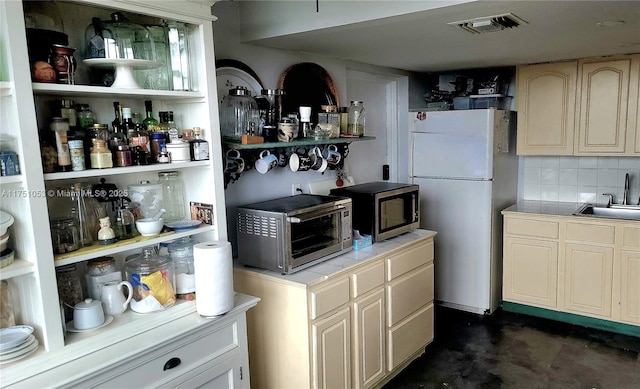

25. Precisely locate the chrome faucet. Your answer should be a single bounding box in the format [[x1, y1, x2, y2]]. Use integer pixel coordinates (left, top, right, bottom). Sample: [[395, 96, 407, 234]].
[[623, 173, 630, 205]]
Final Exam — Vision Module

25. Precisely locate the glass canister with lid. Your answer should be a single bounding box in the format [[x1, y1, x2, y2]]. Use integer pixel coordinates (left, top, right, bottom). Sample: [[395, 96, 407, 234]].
[[347, 100, 366, 136], [168, 236, 195, 300], [158, 171, 186, 223], [50, 217, 80, 254], [220, 86, 260, 142], [85, 256, 122, 300], [125, 248, 176, 313], [56, 264, 83, 323]]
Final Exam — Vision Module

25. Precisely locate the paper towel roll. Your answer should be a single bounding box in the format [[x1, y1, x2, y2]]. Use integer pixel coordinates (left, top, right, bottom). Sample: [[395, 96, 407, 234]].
[[193, 241, 235, 317]]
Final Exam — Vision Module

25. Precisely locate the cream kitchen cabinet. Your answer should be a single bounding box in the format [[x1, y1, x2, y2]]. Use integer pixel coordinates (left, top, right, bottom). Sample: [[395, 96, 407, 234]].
[[516, 54, 640, 156], [502, 211, 640, 331], [575, 57, 635, 155], [0, 0, 253, 386], [503, 216, 560, 309], [620, 225, 640, 325], [516, 61, 577, 155], [233, 230, 436, 389]]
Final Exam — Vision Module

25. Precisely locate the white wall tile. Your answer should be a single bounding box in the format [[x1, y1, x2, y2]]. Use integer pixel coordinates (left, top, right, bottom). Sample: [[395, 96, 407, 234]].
[[540, 185, 559, 201], [559, 157, 579, 168], [618, 157, 640, 169], [597, 169, 619, 187], [558, 168, 578, 185], [523, 157, 542, 167], [540, 157, 560, 168], [597, 157, 619, 168], [578, 157, 598, 169], [578, 168, 598, 186], [541, 168, 559, 185], [523, 184, 541, 200], [578, 186, 597, 203], [558, 185, 578, 202], [523, 167, 541, 184]]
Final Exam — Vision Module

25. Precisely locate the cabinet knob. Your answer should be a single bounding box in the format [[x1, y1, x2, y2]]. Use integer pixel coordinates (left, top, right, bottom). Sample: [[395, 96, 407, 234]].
[[163, 357, 181, 371]]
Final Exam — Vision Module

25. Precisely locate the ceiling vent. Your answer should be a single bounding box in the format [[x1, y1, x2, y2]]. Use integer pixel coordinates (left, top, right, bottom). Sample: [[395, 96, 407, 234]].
[[448, 13, 528, 34]]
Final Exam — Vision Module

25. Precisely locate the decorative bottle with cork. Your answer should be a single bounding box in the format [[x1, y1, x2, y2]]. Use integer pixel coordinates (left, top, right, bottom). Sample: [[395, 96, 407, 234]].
[[189, 127, 209, 161]]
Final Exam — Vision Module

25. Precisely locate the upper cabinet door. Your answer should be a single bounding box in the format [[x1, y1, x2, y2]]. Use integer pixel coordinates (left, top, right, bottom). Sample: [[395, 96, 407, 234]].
[[516, 62, 578, 155], [575, 58, 631, 154]]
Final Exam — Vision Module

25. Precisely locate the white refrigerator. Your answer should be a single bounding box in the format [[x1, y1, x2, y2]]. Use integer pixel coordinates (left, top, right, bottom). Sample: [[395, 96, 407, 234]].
[[409, 109, 518, 314]]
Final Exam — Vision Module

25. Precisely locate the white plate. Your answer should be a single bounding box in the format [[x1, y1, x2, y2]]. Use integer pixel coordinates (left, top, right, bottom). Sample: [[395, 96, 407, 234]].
[[0, 339, 39, 364], [165, 220, 201, 231], [0, 335, 36, 358], [66, 315, 113, 333], [216, 66, 263, 104], [0, 325, 34, 351]]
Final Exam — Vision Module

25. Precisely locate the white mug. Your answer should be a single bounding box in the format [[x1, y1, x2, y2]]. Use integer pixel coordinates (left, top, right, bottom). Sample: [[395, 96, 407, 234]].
[[255, 150, 278, 174], [322, 145, 341, 166], [100, 280, 133, 315]]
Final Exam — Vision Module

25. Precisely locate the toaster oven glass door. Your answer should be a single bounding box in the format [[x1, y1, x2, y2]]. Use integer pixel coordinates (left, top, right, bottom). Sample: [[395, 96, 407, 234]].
[[288, 208, 343, 268]]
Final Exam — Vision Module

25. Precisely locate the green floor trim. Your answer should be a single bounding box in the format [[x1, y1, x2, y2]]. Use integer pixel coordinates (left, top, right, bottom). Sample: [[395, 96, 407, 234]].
[[503, 302, 640, 337]]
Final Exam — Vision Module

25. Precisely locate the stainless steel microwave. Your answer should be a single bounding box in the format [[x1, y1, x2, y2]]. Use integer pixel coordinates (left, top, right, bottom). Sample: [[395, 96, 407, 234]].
[[236, 194, 352, 274], [330, 182, 419, 242]]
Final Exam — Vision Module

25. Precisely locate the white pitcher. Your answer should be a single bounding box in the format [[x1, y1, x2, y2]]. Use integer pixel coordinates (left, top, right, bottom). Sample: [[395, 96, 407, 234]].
[[100, 280, 133, 315]]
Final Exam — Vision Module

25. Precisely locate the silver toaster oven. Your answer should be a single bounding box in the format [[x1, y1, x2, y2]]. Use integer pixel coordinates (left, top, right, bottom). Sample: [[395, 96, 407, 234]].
[[236, 194, 352, 274]]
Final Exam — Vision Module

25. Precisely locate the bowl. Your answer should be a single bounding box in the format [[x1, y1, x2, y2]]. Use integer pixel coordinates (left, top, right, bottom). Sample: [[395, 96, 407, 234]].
[[0, 211, 14, 236], [135, 218, 164, 236], [0, 233, 8, 252], [0, 248, 15, 268]]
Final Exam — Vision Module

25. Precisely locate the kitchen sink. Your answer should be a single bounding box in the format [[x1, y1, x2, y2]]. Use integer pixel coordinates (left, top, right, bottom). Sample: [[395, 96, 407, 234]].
[[574, 204, 640, 220]]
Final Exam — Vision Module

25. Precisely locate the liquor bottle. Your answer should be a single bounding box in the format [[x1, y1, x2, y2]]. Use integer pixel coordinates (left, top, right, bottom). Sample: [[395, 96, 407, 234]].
[[167, 111, 179, 143], [142, 100, 160, 133], [122, 107, 137, 141], [124, 108, 150, 154], [189, 127, 209, 161], [158, 111, 170, 135], [111, 102, 122, 134]]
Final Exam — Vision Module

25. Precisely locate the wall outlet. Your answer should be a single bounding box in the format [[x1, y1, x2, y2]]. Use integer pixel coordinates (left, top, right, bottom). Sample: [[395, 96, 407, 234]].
[[292, 183, 302, 195]]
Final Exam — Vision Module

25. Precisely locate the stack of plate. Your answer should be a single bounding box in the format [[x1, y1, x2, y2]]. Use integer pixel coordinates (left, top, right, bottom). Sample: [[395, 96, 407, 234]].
[[0, 325, 39, 364]]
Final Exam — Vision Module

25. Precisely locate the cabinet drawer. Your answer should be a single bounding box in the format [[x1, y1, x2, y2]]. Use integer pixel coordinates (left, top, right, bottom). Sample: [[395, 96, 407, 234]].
[[566, 222, 615, 244], [310, 277, 350, 320], [387, 303, 434, 372], [505, 217, 559, 239], [351, 261, 384, 298], [387, 264, 434, 326], [88, 319, 240, 388], [622, 226, 640, 249], [386, 239, 433, 281]]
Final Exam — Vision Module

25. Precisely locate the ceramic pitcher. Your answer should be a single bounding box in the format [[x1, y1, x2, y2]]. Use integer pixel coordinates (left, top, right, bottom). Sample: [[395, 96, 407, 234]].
[[100, 280, 133, 315]]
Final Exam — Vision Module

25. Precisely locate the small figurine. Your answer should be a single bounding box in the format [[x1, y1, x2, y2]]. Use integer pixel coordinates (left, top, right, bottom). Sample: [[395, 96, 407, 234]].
[[97, 216, 116, 245]]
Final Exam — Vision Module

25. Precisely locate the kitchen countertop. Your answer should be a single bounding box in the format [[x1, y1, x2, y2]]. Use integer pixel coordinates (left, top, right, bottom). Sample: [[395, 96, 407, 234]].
[[233, 229, 437, 287], [501, 200, 587, 217]]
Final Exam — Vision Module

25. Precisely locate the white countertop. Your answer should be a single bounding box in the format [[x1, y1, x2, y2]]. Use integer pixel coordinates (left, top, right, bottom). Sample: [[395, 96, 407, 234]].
[[234, 229, 437, 287]]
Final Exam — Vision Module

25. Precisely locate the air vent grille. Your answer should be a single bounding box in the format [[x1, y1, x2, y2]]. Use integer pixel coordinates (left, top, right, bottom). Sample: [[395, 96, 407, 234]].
[[448, 13, 528, 34], [238, 213, 278, 239]]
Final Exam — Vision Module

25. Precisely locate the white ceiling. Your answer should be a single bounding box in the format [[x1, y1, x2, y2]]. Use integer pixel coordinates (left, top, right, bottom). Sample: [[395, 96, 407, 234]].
[[240, 0, 640, 72]]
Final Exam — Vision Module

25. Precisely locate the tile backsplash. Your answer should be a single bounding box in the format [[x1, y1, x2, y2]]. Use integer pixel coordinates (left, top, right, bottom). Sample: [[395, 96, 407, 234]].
[[520, 156, 640, 205]]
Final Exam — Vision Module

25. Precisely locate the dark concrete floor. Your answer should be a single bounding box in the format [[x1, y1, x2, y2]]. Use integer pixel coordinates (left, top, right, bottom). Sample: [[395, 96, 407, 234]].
[[383, 306, 640, 389]]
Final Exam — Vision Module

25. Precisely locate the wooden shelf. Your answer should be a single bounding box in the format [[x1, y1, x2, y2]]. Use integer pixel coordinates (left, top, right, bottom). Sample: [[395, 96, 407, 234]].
[[43, 160, 210, 181], [224, 136, 376, 150], [53, 224, 215, 266]]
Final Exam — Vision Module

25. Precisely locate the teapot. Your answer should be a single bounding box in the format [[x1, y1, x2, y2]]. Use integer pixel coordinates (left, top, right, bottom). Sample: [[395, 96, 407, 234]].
[[100, 280, 133, 315]]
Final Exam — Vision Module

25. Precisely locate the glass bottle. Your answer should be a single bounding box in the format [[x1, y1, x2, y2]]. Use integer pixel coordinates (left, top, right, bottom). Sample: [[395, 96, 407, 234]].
[[90, 139, 113, 169], [109, 121, 128, 165], [50, 117, 71, 172], [189, 127, 209, 161], [114, 205, 137, 240], [124, 108, 150, 153], [158, 171, 186, 223], [60, 99, 77, 130], [142, 100, 160, 133], [167, 111, 179, 143], [55, 264, 83, 323], [347, 101, 366, 136], [158, 111, 170, 135], [69, 183, 103, 247], [168, 236, 195, 300], [76, 104, 95, 130], [112, 101, 123, 134]]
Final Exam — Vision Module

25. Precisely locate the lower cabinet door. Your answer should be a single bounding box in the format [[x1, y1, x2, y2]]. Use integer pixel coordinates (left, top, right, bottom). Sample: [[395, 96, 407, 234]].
[[620, 250, 640, 324], [387, 303, 434, 372], [312, 307, 351, 389], [352, 289, 385, 389], [167, 356, 245, 389], [564, 243, 614, 318]]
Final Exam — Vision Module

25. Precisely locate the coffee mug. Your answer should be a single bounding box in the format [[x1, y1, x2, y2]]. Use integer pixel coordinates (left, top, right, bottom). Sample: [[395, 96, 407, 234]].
[[276, 151, 289, 167], [289, 152, 314, 172], [225, 149, 245, 174], [322, 145, 342, 166], [309, 147, 328, 173], [277, 119, 297, 142], [255, 150, 278, 174]]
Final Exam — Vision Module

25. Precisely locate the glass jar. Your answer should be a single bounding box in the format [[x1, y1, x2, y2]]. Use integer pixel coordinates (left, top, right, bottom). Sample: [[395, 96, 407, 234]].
[[91, 139, 113, 169], [127, 180, 163, 219], [125, 249, 176, 313], [158, 171, 186, 223], [0, 280, 16, 328], [50, 217, 80, 254], [76, 104, 95, 129], [317, 105, 340, 138], [50, 117, 71, 172], [220, 86, 260, 142], [86, 256, 118, 276], [168, 236, 195, 300], [56, 264, 83, 323], [85, 256, 122, 300], [68, 139, 85, 171], [347, 101, 365, 136]]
